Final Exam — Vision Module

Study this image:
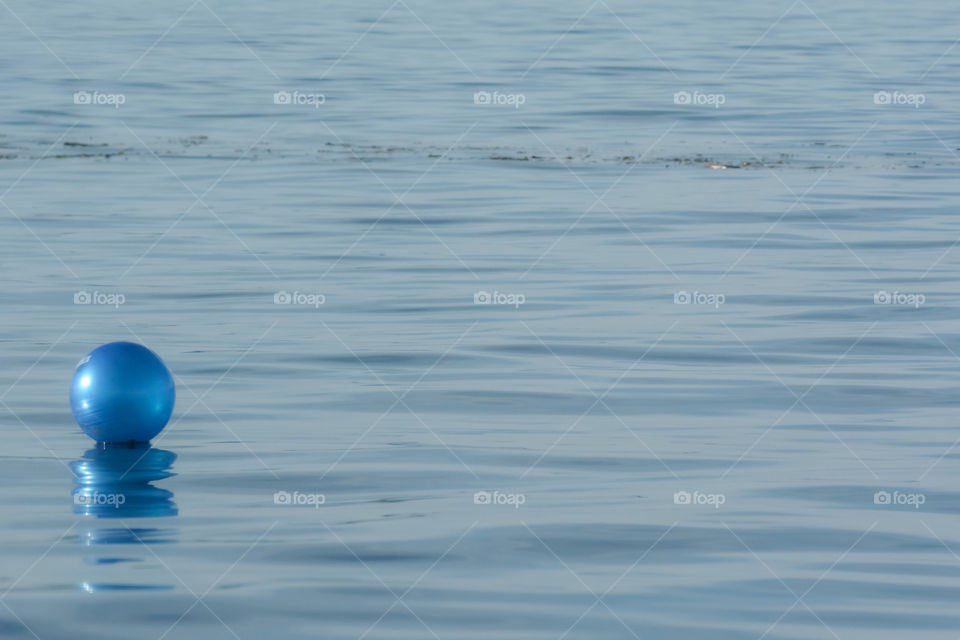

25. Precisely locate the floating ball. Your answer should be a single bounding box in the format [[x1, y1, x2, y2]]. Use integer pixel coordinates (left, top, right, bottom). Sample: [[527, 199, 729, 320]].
[[70, 342, 175, 443]]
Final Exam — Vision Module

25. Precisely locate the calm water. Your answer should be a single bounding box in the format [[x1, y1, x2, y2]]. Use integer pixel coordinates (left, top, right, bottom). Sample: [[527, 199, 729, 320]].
[[2, 1, 960, 638]]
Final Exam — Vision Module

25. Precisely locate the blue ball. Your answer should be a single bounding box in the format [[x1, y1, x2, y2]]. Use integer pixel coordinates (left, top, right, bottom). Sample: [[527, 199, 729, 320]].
[[70, 342, 175, 443]]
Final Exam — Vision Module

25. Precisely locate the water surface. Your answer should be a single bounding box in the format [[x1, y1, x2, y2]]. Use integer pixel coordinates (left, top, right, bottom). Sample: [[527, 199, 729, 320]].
[[1, 1, 959, 638]]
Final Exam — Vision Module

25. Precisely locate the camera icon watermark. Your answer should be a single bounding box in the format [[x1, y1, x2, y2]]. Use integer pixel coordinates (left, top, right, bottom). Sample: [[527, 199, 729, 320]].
[[674, 90, 725, 108], [873, 291, 924, 308], [674, 291, 724, 309], [474, 290, 525, 308], [74, 290, 125, 308], [473, 490, 525, 508], [274, 90, 325, 109], [274, 290, 325, 308], [873, 91, 925, 108], [674, 490, 725, 509], [473, 90, 525, 109], [874, 490, 924, 509], [74, 492, 126, 508], [273, 490, 325, 508], [73, 90, 125, 108]]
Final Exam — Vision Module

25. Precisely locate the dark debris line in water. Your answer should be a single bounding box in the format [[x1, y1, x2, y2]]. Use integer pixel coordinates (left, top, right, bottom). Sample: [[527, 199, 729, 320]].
[[0, 138, 956, 170]]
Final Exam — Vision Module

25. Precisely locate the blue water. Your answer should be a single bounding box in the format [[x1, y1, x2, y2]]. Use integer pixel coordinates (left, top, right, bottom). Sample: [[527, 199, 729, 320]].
[[2, 1, 960, 637]]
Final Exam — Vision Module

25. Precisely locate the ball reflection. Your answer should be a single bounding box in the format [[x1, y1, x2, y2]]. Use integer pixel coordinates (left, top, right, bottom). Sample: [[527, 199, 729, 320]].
[[71, 443, 178, 519]]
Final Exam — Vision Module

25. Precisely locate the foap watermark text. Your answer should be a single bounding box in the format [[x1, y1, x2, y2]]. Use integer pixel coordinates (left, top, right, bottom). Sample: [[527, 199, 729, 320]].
[[874, 91, 925, 108], [475, 290, 525, 308], [674, 90, 725, 108], [274, 491, 326, 508], [74, 90, 125, 108], [275, 291, 325, 308], [874, 490, 925, 509], [474, 91, 525, 108], [474, 491, 525, 508], [74, 291, 125, 308], [874, 291, 924, 308], [674, 291, 725, 308], [674, 490, 725, 509], [274, 90, 325, 108], [75, 492, 126, 508]]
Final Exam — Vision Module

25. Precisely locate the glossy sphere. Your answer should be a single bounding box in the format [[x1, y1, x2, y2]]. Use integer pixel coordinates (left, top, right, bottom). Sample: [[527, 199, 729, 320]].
[[70, 342, 175, 443]]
